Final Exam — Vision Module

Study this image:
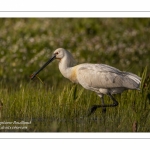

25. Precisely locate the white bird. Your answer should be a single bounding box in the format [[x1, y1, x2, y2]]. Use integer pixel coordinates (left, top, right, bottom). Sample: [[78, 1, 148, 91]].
[[31, 48, 141, 116]]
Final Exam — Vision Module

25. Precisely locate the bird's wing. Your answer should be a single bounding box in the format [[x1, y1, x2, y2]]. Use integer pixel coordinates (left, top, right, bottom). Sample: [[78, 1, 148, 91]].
[[77, 64, 139, 89]]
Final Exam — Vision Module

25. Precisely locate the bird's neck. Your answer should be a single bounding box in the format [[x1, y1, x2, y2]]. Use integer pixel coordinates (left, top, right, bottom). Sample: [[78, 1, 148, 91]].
[[58, 55, 76, 81]]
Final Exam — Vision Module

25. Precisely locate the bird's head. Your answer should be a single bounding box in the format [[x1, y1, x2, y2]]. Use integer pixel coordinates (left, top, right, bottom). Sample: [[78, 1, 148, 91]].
[[54, 48, 76, 65], [30, 48, 75, 80], [53, 48, 65, 60]]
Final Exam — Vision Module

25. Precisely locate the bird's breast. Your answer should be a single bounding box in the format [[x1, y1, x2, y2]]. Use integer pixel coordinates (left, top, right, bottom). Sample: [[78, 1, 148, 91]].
[[69, 66, 78, 83]]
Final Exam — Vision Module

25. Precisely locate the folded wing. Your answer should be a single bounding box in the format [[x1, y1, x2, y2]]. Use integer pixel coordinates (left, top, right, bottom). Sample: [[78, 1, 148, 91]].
[[77, 64, 141, 90]]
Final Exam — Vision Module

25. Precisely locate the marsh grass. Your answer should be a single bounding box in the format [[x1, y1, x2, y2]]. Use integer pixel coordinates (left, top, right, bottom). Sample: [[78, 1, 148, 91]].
[[0, 67, 149, 132]]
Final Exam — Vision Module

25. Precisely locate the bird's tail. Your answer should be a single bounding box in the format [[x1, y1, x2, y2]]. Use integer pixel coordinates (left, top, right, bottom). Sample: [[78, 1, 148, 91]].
[[123, 72, 141, 90]]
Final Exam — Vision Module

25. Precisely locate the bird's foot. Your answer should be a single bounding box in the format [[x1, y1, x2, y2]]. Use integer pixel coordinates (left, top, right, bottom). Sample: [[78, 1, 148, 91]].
[[87, 105, 98, 116]]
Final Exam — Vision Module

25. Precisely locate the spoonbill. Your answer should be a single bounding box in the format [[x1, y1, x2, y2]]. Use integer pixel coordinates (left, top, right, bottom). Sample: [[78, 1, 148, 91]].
[[30, 48, 141, 116]]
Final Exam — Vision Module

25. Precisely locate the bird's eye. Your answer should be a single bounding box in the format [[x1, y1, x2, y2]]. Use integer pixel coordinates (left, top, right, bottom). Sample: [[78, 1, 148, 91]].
[[55, 52, 59, 55]]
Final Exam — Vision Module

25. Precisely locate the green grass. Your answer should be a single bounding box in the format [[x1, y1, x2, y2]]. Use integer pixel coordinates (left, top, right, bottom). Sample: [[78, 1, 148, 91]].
[[0, 67, 150, 132], [0, 18, 150, 132]]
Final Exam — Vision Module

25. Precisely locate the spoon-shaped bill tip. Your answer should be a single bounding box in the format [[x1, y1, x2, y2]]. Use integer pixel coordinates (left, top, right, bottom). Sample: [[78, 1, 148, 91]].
[[30, 73, 36, 80]]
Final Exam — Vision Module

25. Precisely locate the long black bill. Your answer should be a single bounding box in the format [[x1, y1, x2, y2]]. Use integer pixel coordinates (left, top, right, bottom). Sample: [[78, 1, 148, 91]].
[[30, 54, 56, 80]]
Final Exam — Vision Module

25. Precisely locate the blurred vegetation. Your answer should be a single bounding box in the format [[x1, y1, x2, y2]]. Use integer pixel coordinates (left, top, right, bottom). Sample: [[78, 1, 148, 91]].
[[0, 18, 150, 132], [0, 18, 150, 84]]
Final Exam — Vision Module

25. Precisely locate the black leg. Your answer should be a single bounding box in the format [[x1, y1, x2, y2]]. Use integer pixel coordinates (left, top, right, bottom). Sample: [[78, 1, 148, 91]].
[[87, 105, 98, 116], [87, 93, 118, 116], [107, 93, 118, 106], [88, 95, 106, 116]]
